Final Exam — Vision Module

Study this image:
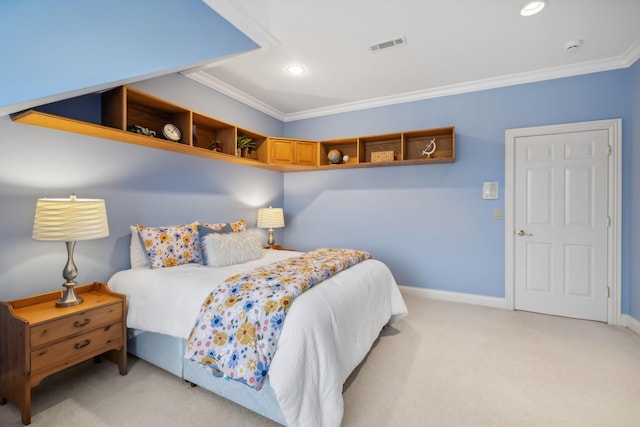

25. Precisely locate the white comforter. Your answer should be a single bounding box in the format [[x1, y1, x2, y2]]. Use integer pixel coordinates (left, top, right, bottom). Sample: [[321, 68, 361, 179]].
[[108, 249, 407, 427]]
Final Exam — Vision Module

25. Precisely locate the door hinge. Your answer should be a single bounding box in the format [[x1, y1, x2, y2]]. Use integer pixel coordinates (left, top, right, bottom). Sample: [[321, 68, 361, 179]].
[[607, 286, 611, 298], [607, 216, 611, 227], [608, 145, 612, 156]]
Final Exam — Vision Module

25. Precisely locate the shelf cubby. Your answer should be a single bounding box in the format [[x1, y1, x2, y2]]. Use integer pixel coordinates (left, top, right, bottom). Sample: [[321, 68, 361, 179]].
[[403, 127, 455, 162], [192, 113, 236, 155], [359, 133, 402, 164], [319, 138, 359, 166]]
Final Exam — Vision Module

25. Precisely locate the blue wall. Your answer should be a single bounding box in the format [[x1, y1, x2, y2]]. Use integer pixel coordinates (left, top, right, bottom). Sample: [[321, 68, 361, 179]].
[[0, 0, 257, 114], [629, 60, 640, 319], [283, 70, 632, 305], [1, 0, 636, 335], [0, 75, 283, 301], [0, 65, 636, 318]]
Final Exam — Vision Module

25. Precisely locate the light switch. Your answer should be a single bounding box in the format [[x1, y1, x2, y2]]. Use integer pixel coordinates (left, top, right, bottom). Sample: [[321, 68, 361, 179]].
[[493, 208, 502, 220]]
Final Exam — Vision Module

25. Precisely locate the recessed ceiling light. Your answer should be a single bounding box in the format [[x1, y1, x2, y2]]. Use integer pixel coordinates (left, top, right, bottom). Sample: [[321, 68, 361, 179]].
[[286, 65, 305, 76], [520, 1, 547, 16]]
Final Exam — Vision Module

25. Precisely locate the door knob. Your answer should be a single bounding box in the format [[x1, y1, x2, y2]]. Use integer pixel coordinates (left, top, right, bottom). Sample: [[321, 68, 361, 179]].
[[516, 230, 532, 237]]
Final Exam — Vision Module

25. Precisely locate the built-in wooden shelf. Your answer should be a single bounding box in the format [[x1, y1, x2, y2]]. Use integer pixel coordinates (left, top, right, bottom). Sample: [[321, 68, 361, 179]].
[[12, 85, 455, 172]]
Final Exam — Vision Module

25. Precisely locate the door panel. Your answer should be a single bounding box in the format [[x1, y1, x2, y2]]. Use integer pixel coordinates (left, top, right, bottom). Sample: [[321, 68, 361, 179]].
[[526, 243, 552, 293]]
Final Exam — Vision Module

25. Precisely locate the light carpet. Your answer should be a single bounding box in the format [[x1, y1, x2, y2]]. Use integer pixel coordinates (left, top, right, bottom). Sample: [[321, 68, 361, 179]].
[[2, 296, 640, 426]]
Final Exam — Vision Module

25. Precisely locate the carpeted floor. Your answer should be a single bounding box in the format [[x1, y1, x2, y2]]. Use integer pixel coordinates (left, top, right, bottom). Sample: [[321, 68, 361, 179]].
[[2, 296, 640, 426]]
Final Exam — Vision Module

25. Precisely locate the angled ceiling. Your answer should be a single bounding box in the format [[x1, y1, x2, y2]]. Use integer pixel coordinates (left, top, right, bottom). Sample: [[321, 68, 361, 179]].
[[189, 0, 640, 121]]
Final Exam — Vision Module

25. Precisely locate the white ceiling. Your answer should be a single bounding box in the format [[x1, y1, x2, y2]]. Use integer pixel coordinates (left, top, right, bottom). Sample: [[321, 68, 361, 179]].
[[188, 0, 640, 122]]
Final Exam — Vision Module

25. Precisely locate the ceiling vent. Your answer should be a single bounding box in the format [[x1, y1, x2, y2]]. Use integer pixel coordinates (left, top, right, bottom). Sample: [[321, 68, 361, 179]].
[[369, 36, 407, 53]]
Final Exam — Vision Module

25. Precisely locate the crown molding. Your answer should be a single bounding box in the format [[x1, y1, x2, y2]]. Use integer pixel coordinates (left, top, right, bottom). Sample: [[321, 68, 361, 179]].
[[621, 38, 640, 67], [186, 42, 640, 123], [284, 55, 635, 122], [185, 70, 286, 121]]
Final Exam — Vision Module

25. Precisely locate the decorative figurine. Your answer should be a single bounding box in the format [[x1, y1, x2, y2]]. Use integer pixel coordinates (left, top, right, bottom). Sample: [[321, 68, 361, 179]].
[[127, 124, 156, 137], [422, 138, 437, 158], [209, 140, 222, 152]]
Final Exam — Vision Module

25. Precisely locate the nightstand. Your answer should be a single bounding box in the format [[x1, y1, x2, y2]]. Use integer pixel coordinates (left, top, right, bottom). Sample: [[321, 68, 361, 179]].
[[0, 282, 127, 425], [265, 245, 296, 251]]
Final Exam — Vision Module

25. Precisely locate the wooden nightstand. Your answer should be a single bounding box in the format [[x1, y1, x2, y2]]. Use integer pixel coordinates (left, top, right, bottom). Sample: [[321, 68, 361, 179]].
[[265, 245, 296, 251], [0, 282, 127, 425]]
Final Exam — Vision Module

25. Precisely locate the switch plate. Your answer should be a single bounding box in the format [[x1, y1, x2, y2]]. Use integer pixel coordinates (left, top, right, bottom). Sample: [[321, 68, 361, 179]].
[[493, 208, 502, 220]]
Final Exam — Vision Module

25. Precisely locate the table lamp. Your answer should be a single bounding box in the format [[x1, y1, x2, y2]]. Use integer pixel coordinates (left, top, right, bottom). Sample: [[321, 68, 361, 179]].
[[32, 193, 109, 307], [257, 206, 285, 248]]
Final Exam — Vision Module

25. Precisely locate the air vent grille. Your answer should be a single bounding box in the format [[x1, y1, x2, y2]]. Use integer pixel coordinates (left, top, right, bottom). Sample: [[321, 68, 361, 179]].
[[369, 36, 407, 53]]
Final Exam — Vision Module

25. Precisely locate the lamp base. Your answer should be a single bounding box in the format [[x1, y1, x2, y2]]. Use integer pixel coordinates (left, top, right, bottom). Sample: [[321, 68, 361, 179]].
[[267, 228, 276, 249], [56, 282, 83, 307]]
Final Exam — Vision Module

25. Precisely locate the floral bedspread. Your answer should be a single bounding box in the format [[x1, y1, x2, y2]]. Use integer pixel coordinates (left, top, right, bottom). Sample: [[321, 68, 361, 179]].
[[184, 248, 372, 390]]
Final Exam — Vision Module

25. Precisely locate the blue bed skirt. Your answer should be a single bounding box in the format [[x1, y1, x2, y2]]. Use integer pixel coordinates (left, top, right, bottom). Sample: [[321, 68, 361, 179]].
[[127, 329, 286, 425]]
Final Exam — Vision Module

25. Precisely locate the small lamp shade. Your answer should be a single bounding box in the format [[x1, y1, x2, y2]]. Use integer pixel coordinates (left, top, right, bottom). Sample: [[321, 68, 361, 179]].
[[33, 195, 109, 241], [257, 207, 285, 229], [257, 207, 284, 248]]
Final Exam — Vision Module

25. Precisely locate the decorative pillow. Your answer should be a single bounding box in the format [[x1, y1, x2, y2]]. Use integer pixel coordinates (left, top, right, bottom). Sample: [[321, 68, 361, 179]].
[[130, 225, 151, 269], [229, 219, 247, 232], [198, 223, 233, 237], [198, 224, 233, 261], [199, 222, 227, 232], [202, 229, 263, 267], [136, 222, 202, 268], [201, 219, 247, 233]]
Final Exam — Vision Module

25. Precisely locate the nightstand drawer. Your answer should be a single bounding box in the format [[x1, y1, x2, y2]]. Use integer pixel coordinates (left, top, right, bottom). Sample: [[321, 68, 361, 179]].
[[31, 321, 124, 373], [30, 302, 122, 348]]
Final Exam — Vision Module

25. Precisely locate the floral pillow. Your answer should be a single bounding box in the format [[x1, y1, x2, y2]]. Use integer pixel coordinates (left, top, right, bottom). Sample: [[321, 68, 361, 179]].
[[136, 222, 202, 268], [129, 225, 151, 269], [229, 219, 247, 232], [198, 223, 233, 236], [201, 218, 247, 233]]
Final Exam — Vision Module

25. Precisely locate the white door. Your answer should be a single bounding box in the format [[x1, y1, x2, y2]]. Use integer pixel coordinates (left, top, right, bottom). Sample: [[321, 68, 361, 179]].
[[513, 129, 609, 321]]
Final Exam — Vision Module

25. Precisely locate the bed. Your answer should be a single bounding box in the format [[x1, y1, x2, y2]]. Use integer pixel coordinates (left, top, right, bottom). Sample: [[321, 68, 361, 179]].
[[107, 230, 407, 427]]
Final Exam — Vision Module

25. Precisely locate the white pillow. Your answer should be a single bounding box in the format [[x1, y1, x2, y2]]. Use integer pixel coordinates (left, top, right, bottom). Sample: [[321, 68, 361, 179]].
[[130, 225, 151, 268], [202, 230, 264, 267]]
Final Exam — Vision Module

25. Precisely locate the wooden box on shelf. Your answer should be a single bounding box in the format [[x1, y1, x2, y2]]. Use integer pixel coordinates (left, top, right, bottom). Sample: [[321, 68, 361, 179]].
[[0, 283, 127, 425], [371, 151, 396, 163]]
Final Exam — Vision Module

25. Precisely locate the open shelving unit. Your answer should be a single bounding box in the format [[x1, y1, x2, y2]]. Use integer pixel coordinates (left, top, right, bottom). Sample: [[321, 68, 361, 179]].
[[12, 85, 456, 172], [319, 126, 455, 167]]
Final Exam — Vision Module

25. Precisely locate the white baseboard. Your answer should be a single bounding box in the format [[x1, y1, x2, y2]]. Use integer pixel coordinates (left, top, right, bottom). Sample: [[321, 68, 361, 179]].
[[398, 286, 639, 333], [399, 285, 507, 310], [621, 314, 640, 337]]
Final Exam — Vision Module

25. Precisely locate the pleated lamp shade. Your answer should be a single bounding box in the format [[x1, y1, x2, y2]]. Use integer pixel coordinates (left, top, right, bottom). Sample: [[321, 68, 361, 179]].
[[257, 207, 285, 229], [33, 194, 109, 242]]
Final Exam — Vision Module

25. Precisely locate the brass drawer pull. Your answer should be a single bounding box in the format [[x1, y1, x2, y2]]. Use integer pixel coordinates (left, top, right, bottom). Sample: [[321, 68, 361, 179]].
[[74, 318, 91, 327], [74, 339, 91, 349]]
